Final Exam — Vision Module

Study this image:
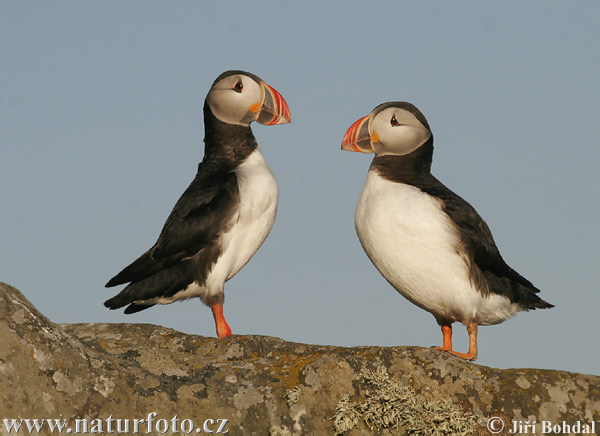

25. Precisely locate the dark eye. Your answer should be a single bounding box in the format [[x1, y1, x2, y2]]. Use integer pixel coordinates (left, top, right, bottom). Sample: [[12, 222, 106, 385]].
[[233, 79, 243, 93], [390, 115, 400, 126]]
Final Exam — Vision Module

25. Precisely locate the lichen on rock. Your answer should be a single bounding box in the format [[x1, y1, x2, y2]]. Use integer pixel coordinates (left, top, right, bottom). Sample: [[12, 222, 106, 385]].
[[332, 367, 478, 435], [332, 394, 361, 434], [285, 385, 302, 407]]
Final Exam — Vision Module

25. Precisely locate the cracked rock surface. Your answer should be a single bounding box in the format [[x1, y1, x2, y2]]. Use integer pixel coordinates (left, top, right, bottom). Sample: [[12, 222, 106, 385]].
[[1, 282, 598, 435]]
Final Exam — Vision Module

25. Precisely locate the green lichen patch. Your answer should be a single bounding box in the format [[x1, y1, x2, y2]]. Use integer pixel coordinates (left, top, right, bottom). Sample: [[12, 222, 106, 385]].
[[332, 367, 479, 435]]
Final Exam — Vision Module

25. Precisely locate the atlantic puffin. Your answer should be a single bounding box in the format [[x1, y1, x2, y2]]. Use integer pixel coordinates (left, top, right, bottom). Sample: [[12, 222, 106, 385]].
[[104, 70, 291, 338], [341, 102, 552, 360]]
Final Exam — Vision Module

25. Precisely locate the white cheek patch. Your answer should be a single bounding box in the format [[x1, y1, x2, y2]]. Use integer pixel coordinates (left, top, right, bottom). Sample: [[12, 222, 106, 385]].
[[206, 76, 262, 126], [371, 108, 431, 156], [373, 125, 431, 156]]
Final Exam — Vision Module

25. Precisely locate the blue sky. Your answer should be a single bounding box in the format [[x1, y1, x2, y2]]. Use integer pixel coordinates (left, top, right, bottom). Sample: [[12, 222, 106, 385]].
[[2, 2, 599, 375]]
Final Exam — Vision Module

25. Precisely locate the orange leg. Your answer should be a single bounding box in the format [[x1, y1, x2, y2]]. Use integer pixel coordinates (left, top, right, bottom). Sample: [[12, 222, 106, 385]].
[[211, 303, 232, 338], [436, 324, 453, 350], [434, 322, 478, 361]]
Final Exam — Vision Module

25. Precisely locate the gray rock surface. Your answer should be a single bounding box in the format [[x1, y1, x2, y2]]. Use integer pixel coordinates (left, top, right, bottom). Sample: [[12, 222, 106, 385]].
[[1, 281, 598, 435]]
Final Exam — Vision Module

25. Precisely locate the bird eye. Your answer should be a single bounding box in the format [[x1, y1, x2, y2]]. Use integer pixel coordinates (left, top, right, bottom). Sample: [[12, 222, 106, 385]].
[[390, 115, 400, 126], [233, 79, 243, 93]]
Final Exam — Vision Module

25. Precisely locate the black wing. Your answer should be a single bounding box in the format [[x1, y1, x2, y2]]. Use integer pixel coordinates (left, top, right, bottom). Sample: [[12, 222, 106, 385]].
[[105, 161, 239, 287], [416, 174, 540, 293]]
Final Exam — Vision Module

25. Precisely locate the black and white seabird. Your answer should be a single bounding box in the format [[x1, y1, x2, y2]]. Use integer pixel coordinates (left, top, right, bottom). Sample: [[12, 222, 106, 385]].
[[104, 70, 291, 338], [341, 102, 552, 361]]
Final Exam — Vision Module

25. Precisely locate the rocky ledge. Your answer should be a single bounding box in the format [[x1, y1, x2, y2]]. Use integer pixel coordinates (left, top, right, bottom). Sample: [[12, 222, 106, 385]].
[[1, 282, 598, 435]]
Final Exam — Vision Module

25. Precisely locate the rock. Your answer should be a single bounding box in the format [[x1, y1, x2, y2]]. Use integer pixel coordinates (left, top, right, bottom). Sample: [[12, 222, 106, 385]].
[[1, 281, 598, 435]]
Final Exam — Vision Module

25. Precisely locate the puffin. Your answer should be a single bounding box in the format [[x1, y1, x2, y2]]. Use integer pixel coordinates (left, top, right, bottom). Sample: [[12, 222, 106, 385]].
[[341, 102, 552, 361], [104, 70, 291, 338]]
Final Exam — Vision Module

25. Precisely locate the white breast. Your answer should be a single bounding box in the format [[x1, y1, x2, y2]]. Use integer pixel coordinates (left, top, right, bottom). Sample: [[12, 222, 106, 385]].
[[355, 170, 516, 325], [227, 147, 279, 277], [201, 148, 278, 292]]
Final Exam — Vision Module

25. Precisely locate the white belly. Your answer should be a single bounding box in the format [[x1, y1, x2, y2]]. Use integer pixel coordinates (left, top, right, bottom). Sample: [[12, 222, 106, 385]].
[[355, 170, 516, 325]]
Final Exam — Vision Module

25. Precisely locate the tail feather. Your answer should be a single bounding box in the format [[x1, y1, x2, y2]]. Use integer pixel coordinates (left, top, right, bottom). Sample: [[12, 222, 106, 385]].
[[514, 283, 554, 311], [485, 272, 553, 311], [106, 249, 180, 288], [106, 249, 155, 287], [527, 295, 554, 310], [104, 260, 194, 312], [124, 303, 155, 314]]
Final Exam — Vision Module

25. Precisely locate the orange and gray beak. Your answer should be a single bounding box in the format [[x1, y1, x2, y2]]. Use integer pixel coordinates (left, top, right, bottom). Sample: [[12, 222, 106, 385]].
[[341, 115, 373, 153], [255, 83, 291, 125]]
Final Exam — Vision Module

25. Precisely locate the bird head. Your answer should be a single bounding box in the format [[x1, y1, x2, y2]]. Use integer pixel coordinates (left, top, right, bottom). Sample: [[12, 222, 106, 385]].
[[206, 70, 291, 127], [341, 102, 431, 156]]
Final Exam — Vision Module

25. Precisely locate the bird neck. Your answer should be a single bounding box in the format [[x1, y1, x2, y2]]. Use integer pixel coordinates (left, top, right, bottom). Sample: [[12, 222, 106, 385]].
[[202, 101, 258, 164], [371, 137, 434, 182]]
